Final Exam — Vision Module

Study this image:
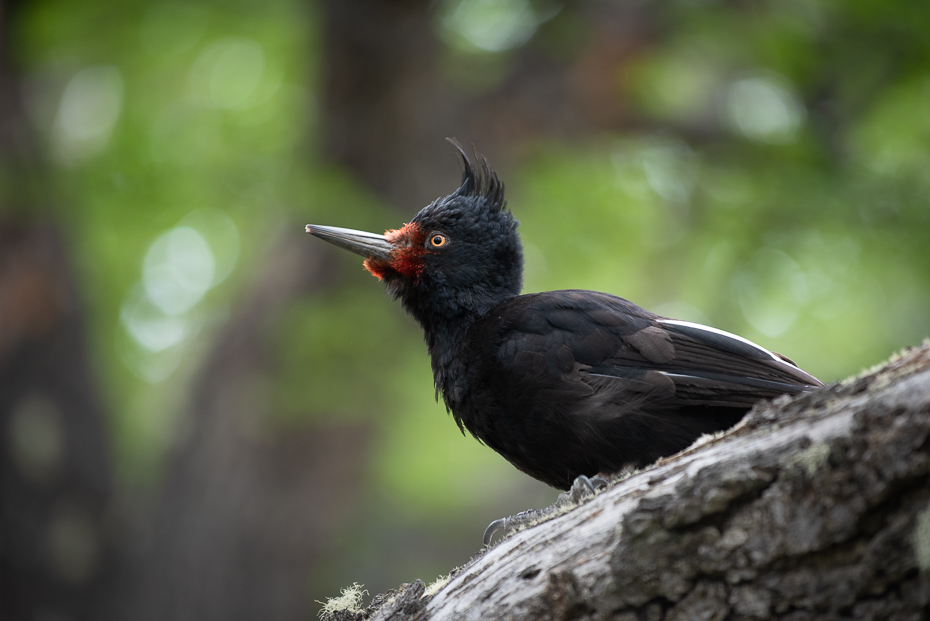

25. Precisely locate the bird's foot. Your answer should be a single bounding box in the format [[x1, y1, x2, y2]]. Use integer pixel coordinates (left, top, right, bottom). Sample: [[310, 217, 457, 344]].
[[483, 475, 610, 546], [483, 507, 556, 546], [566, 474, 609, 503]]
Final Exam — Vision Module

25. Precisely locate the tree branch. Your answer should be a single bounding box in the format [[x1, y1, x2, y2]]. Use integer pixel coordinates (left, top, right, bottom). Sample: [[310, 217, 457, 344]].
[[327, 343, 930, 620]]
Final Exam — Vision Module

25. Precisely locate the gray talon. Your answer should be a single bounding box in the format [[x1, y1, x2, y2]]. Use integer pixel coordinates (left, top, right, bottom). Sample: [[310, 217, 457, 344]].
[[483, 478, 612, 545], [483, 518, 508, 546], [570, 474, 597, 502], [482, 508, 553, 546]]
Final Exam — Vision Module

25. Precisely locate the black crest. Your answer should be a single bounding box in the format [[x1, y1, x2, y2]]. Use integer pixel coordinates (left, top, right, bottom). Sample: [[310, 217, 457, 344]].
[[447, 138, 506, 213]]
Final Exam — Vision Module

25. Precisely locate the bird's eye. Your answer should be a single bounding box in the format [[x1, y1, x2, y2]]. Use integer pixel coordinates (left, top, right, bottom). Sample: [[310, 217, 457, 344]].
[[428, 233, 447, 248]]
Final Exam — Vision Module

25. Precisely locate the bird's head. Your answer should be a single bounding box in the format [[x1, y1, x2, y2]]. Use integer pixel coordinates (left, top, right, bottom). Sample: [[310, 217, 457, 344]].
[[306, 142, 524, 325]]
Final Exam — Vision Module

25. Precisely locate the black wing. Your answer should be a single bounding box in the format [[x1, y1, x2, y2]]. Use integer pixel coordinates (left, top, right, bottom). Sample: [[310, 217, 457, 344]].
[[457, 290, 822, 488]]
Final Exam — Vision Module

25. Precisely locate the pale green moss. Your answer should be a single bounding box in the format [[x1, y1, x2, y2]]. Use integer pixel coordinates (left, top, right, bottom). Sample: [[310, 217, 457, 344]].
[[786, 441, 830, 477], [848, 339, 930, 389], [317, 582, 368, 618], [690, 428, 730, 449], [425, 573, 451, 597]]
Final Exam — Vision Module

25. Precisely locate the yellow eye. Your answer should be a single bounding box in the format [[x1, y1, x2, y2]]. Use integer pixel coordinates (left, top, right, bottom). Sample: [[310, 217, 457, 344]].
[[429, 233, 447, 248]]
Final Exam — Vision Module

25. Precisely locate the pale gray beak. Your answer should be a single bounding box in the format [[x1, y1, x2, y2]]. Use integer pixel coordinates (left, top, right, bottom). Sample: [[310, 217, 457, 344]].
[[305, 224, 393, 262]]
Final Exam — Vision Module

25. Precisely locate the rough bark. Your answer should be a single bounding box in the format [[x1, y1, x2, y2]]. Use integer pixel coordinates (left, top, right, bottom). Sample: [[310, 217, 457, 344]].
[[324, 343, 930, 621]]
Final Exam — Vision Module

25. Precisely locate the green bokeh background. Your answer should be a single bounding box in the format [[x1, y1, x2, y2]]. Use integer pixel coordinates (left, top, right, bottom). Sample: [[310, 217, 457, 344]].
[[7, 0, 930, 610]]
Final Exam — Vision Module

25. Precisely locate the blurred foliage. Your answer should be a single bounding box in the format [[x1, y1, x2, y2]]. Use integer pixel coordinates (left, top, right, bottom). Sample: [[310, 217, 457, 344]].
[[7, 0, 930, 605], [14, 0, 318, 480]]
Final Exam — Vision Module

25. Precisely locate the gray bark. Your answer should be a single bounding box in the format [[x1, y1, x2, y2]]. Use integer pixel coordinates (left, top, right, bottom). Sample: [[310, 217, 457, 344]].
[[326, 343, 930, 621]]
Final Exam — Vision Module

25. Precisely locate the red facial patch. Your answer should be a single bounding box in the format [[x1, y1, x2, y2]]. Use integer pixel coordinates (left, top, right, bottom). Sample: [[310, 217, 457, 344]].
[[363, 222, 427, 281]]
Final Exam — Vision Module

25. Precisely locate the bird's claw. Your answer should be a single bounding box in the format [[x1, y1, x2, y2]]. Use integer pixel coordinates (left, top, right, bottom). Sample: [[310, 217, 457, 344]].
[[569, 474, 609, 503], [483, 508, 551, 547], [483, 518, 508, 546], [483, 476, 610, 546]]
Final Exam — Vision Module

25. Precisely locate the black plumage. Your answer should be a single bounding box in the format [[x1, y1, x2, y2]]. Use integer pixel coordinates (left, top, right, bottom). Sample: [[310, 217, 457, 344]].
[[306, 142, 823, 490]]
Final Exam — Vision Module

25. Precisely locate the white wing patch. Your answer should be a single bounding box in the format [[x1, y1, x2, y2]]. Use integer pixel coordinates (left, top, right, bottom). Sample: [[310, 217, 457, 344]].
[[657, 319, 782, 363], [658, 372, 703, 380]]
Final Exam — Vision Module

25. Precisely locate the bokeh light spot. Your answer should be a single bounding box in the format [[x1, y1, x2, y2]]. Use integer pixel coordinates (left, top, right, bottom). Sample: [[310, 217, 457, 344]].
[[47, 505, 99, 584], [179, 209, 240, 286], [441, 0, 544, 53], [639, 136, 699, 204], [189, 38, 265, 109], [120, 285, 190, 353], [9, 394, 63, 484], [54, 66, 124, 163], [725, 75, 805, 144], [734, 248, 806, 337], [143, 226, 216, 316]]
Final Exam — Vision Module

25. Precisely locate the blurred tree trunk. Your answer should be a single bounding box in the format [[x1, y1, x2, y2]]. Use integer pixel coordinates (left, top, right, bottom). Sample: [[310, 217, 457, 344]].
[[319, 0, 657, 206], [327, 344, 930, 621], [134, 236, 376, 621], [321, 0, 455, 207], [0, 1, 116, 620], [132, 1, 468, 619]]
